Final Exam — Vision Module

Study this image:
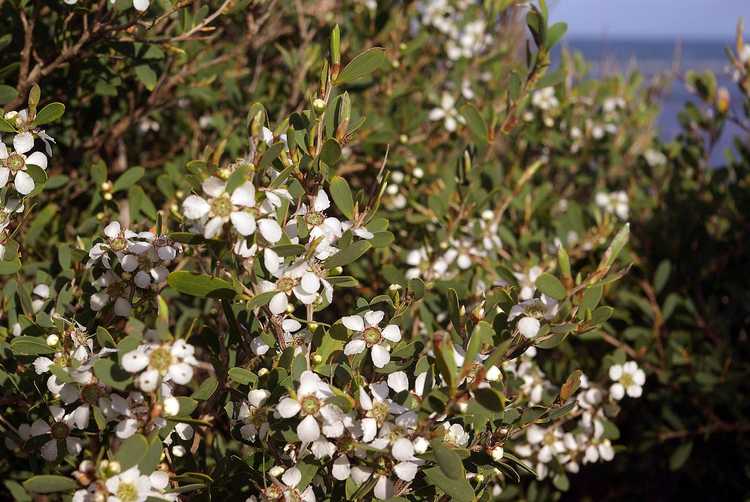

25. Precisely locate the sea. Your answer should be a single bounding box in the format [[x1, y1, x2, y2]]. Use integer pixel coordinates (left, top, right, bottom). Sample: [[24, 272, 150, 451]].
[[555, 38, 745, 165]]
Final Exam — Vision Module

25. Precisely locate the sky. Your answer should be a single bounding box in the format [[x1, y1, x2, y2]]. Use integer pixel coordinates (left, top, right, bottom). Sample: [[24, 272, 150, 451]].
[[549, 0, 750, 40]]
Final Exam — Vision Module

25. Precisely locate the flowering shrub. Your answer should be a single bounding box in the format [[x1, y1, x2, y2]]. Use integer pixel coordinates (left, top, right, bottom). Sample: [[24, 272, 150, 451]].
[[0, 0, 747, 501]]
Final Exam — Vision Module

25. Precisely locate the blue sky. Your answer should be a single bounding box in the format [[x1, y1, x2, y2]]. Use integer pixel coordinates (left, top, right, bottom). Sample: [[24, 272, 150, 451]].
[[549, 0, 750, 40]]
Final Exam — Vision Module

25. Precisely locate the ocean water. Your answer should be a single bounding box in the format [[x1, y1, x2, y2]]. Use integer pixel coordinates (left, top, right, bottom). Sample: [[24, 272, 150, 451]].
[[556, 38, 745, 164]]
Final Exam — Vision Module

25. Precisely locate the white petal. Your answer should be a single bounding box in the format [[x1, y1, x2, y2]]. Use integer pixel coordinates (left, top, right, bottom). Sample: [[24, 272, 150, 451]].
[[0, 167, 9, 187], [394, 461, 418, 482], [202, 176, 226, 197], [364, 310, 385, 327], [121, 350, 149, 373], [150, 471, 169, 490], [14, 171, 35, 195], [361, 417, 377, 443], [344, 339, 366, 356], [381, 324, 401, 342], [313, 190, 331, 212], [341, 315, 364, 332], [230, 211, 256, 236], [387, 372, 409, 393], [168, 362, 193, 385], [72, 406, 90, 429], [13, 132, 34, 154], [300, 272, 320, 294], [41, 439, 58, 461], [258, 218, 283, 243], [371, 344, 390, 368], [26, 151, 47, 170], [297, 414, 320, 442], [121, 254, 139, 272], [332, 455, 351, 480], [609, 365, 623, 381], [115, 418, 139, 439], [392, 438, 415, 461], [374, 475, 393, 500], [230, 182, 255, 207], [114, 297, 132, 317], [517, 317, 540, 339], [610, 383, 625, 400], [182, 195, 210, 219], [138, 369, 160, 392], [269, 292, 288, 315], [277, 397, 301, 418], [282, 466, 302, 488], [203, 216, 225, 239]]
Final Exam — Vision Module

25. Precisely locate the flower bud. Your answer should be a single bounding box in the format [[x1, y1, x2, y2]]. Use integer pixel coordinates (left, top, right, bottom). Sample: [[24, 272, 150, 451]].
[[312, 354, 323, 364], [46, 334, 59, 346], [491, 447, 504, 461], [163, 396, 180, 416], [258, 368, 269, 377], [518, 316, 540, 339], [313, 98, 327, 115], [269, 466, 285, 478]]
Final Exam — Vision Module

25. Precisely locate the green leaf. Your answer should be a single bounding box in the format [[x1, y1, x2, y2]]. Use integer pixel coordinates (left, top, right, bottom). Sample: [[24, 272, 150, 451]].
[[535, 273, 566, 300], [464, 321, 492, 371], [135, 65, 158, 91], [115, 434, 149, 470], [113, 167, 145, 193], [23, 475, 77, 494], [34, 102, 65, 125], [591, 306, 614, 324], [228, 367, 256, 386], [335, 47, 387, 85], [546, 22, 568, 48], [0, 116, 16, 132], [430, 439, 465, 480], [259, 142, 284, 170], [167, 271, 237, 299], [319, 138, 341, 166], [0, 258, 22, 275], [246, 290, 277, 310], [140, 436, 163, 473], [581, 285, 603, 311], [93, 358, 133, 391], [654, 260, 671, 294], [433, 333, 457, 394], [669, 441, 693, 471], [24, 164, 48, 196], [475, 387, 504, 412], [423, 467, 474, 502], [329, 175, 354, 219], [96, 327, 116, 348], [600, 223, 630, 270], [460, 103, 488, 143], [192, 376, 218, 400], [0, 84, 18, 105], [323, 240, 371, 269], [10, 336, 55, 356]]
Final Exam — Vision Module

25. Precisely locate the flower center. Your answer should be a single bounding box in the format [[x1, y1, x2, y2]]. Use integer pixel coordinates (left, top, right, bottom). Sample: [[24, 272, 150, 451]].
[[106, 280, 128, 297], [50, 422, 69, 440], [362, 327, 382, 346], [305, 211, 325, 227], [263, 485, 284, 499], [149, 347, 174, 374], [300, 394, 321, 416], [110, 236, 127, 252], [116, 481, 139, 502], [6, 153, 25, 173], [81, 384, 100, 405], [371, 401, 390, 425], [211, 195, 233, 218], [543, 432, 556, 446], [276, 277, 296, 294], [620, 373, 634, 387]]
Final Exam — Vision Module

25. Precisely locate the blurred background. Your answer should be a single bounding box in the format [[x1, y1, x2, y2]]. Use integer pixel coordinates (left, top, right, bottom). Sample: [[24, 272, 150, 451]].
[[551, 0, 750, 163]]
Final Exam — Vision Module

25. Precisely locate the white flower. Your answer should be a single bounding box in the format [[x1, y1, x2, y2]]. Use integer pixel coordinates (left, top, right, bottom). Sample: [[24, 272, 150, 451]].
[[182, 177, 281, 241], [608, 361, 645, 399], [105, 466, 175, 502], [276, 370, 343, 442], [443, 423, 469, 448], [287, 189, 343, 249], [237, 389, 271, 441], [121, 340, 199, 391], [531, 87, 559, 111], [29, 405, 86, 461], [514, 266, 542, 301], [428, 93, 464, 132], [595, 191, 629, 220], [277, 467, 316, 502], [358, 381, 409, 442], [0, 133, 48, 195], [90, 271, 132, 317], [342, 310, 401, 368]]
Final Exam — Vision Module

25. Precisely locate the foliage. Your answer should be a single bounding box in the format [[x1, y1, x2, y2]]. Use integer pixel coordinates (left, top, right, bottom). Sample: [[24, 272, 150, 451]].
[[0, 1, 747, 501]]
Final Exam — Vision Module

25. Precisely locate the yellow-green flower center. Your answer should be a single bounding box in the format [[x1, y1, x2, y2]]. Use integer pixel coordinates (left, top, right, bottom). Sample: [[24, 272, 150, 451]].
[[116, 481, 139, 502], [300, 394, 321, 416], [50, 422, 69, 440], [277, 277, 296, 294], [81, 384, 100, 405], [6, 153, 25, 173], [211, 195, 233, 218], [363, 326, 382, 346], [149, 347, 173, 374], [620, 373, 634, 387], [305, 211, 325, 227], [110, 236, 127, 252]]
